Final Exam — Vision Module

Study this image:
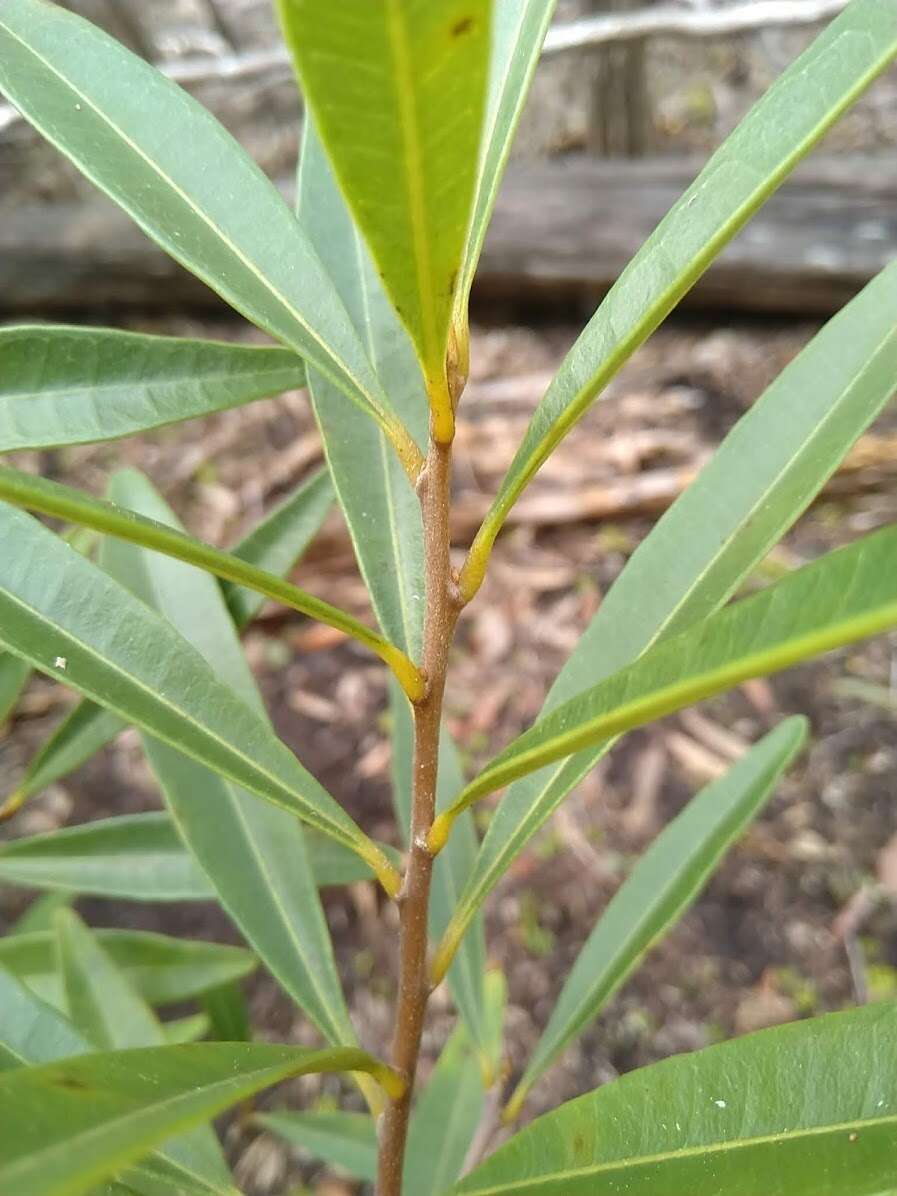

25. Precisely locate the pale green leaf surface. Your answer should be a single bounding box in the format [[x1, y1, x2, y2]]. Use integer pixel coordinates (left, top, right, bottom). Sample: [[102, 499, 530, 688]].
[[463, 0, 897, 592], [457, 0, 556, 311], [298, 119, 426, 659], [0, 651, 30, 724], [434, 261, 897, 979], [102, 469, 355, 1047], [508, 719, 806, 1116], [221, 467, 333, 627], [452, 1004, 897, 1196], [0, 502, 395, 888], [0, 326, 306, 453], [0, 1042, 399, 1196], [9, 892, 75, 937], [256, 1110, 377, 1183], [279, 0, 491, 432], [55, 911, 232, 1192], [0, 928, 254, 1009], [461, 524, 897, 803], [0, 0, 423, 473], [161, 1015, 210, 1046]]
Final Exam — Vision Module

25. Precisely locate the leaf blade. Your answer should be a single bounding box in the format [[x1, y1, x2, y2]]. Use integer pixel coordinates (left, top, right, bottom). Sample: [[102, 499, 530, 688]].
[[0, 326, 306, 453], [506, 719, 807, 1118], [452, 1004, 897, 1196]]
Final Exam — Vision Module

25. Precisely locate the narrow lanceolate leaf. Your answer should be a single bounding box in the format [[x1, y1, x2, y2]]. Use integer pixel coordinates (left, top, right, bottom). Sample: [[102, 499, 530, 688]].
[[55, 911, 233, 1193], [0, 466, 423, 701], [0, 326, 306, 453], [0, 814, 214, 901], [452, 1003, 897, 1196], [221, 468, 333, 627], [161, 1015, 210, 1046], [0, 1043, 403, 1196], [0, 650, 30, 724], [0, 928, 254, 1010], [451, 524, 897, 809], [279, 0, 491, 439], [432, 262, 897, 982], [391, 681, 487, 1051], [0, 0, 422, 478], [0, 504, 400, 893], [9, 892, 74, 937], [298, 118, 427, 661], [102, 469, 358, 1049], [403, 1022, 487, 1196], [456, 0, 556, 314], [505, 719, 807, 1120], [0, 813, 384, 900], [0, 968, 229, 1196], [460, 0, 897, 597], [256, 1111, 377, 1184], [0, 702, 125, 821]]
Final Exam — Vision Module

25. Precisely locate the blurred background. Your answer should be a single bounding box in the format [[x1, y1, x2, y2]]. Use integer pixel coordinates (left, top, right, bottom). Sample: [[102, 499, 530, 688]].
[[2, 3, 897, 1193]]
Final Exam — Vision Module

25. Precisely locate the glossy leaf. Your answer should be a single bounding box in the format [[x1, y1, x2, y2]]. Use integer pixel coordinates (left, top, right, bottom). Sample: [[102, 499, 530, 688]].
[[278, 0, 491, 438], [221, 467, 333, 627], [461, 0, 897, 596], [432, 262, 897, 981], [391, 681, 487, 1051], [0, 465, 422, 700], [0, 0, 423, 477], [0, 651, 29, 724], [506, 719, 807, 1119], [298, 118, 427, 660], [101, 468, 358, 1048], [55, 911, 233, 1192], [0, 928, 255, 1009], [1, 703, 126, 821], [256, 1110, 377, 1183], [0, 813, 214, 901], [0, 503, 399, 893], [452, 524, 897, 809], [0, 1042, 402, 1196], [0, 326, 306, 453], [404, 1021, 487, 1196], [452, 1003, 897, 1196], [456, 0, 556, 314]]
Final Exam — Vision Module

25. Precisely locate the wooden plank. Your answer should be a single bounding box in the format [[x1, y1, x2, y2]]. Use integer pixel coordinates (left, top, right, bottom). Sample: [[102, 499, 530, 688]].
[[1, 155, 894, 317]]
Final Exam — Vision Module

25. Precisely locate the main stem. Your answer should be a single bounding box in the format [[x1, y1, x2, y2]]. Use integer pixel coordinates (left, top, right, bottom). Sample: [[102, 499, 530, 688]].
[[377, 436, 461, 1195]]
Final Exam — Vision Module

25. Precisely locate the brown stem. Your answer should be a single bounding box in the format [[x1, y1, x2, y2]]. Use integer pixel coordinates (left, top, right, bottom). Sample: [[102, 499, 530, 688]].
[[376, 436, 462, 1196]]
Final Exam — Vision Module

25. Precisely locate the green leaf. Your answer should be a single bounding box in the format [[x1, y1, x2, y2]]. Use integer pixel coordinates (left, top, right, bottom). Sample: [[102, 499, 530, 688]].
[[55, 911, 233, 1192], [461, 0, 897, 596], [0, 502, 399, 893], [0, 326, 306, 453], [298, 118, 427, 660], [0, 1042, 402, 1196], [1, 702, 126, 821], [0, 928, 255, 1009], [9, 892, 75, 937], [505, 719, 807, 1119], [0, 651, 29, 724], [0, 0, 423, 479], [0, 967, 226, 1196], [0, 465, 423, 700], [452, 524, 897, 808], [456, 0, 556, 314], [0, 964, 88, 1071], [432, 261, 897, 981], [451, 1003, 897, 1196], [100, 468, 358, 1048], [256, 1110, 377, 1183], [221, 468, 333, 627], [390, 681, 487, 1052], [404, 1022, 487, 1196], [161, 1014, 210, 1046], [201, 984, 249, 1044], [0, 813, 215, 901], [278, 0, 491, 439]]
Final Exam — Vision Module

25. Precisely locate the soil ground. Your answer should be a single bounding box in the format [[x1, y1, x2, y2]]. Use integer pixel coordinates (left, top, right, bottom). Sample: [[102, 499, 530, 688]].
[[2, 312, 896, 1194]]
